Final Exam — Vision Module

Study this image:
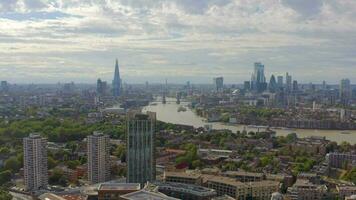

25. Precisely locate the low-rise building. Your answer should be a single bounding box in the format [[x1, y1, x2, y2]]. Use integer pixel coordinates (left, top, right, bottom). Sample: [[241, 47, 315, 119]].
[[164, 171, 202, 185], [287, 179, 329, 200], [337, 186, 356, 200], [98, 183, 141, 200], [154, 181, 217, 200]]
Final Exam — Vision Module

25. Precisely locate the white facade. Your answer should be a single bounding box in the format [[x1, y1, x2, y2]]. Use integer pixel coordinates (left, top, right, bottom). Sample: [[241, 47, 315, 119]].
[[87, 132, 110, 184], [23, 133, 48, 191]]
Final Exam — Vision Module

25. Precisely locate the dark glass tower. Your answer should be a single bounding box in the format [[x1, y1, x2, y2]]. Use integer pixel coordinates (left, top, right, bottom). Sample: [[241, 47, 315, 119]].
[[112, 59, 121, 97]]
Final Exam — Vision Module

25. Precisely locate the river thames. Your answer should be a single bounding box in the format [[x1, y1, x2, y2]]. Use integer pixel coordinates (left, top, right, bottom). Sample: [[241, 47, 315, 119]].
[[143, 100, 356, 144]]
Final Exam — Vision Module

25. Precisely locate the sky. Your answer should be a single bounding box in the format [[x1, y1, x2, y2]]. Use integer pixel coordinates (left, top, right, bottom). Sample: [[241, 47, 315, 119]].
[[0, 0, 355, 84]]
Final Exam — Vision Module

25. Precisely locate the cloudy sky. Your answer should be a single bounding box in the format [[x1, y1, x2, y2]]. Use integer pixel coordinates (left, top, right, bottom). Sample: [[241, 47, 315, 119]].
[[0, 0, 355, 84]]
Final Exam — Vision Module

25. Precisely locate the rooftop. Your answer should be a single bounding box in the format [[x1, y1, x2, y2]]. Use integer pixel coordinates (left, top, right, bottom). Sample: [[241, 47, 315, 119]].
[[154, 181, 216, 196], [223, 171, 264, 177], [202, 175, 246, 187], [120, 190, 179, 200], [165, 171, 201, 179], [99, 183, 141, 191]]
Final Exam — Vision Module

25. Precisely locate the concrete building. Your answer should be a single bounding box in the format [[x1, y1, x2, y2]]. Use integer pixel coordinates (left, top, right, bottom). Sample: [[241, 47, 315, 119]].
[[87, 132, 110, 184], [287, 179, 329, 200], [203, 175, 279, 200], [222, 171, 264, 182], [337, 186, 356, 200], [328, 152, 356, 169], [23, 133, 48, 191], [164, 171, 203, 185], [126, 111, 156, 186]]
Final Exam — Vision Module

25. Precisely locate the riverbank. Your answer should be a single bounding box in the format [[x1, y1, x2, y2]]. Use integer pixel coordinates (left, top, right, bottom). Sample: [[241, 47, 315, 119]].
[[143, 100, 356, 144]]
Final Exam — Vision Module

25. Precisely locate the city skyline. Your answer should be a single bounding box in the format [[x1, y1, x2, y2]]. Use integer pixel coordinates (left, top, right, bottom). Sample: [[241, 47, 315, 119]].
[[0, 0, 355, 84]]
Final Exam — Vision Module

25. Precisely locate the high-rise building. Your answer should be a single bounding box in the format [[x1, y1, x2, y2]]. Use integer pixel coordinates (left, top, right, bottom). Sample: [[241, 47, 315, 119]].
[[244, 81, 251, 91], [213, 77, 224, 92], [340, 79, 351, 106], [251, 62, 266, 92], [293, 80, 298, 92], [87, 132, 110, 184], [277, 76, 284, 89], [97, 78, 107, 96], [268, 75, 278, 93], [127, 111, 156, 186], [1, 81, 9, 93], [112, 59, 121, 97], [23, 133, 48, 191], [286, 73, 292, 93]]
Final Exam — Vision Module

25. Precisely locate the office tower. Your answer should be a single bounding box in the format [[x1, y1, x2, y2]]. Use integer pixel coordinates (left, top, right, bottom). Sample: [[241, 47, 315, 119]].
[[1, 81, 9, 93], [87, 132, 110, 184], [23, 133, 48, 191], [286, 73, 292, 93], [268, 75, 278, 93], [112, 59, 121, 97], [277, 76, 283, 89], [322, 81, 327, 90], [293, 80, 298, 92], [251, 62, 266, 93], [213, 77, 224, 92], [244, 81, 251, 91], [340, 79, 351, 106], [127, 111, 156, 186], [97, 78, 107, 96]]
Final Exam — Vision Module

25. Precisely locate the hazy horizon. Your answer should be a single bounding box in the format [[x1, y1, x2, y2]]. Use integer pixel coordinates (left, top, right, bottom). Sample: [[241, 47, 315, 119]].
[[0, 0, 355, 84]]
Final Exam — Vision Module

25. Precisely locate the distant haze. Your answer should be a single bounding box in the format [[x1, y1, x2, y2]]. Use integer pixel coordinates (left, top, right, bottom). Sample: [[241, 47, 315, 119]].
[[0, 0, 355, 84]]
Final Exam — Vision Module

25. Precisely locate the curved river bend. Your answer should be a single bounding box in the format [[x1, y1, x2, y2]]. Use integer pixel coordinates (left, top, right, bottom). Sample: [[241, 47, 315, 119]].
[[143, 100, 356, 144]]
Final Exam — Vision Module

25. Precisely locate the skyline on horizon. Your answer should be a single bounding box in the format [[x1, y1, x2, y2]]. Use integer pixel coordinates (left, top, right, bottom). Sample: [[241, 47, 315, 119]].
[[0, 0, 355, 84]]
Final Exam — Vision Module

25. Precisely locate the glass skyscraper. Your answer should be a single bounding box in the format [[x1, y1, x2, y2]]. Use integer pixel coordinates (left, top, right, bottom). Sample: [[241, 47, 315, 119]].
[[126, 111, 156, 186]]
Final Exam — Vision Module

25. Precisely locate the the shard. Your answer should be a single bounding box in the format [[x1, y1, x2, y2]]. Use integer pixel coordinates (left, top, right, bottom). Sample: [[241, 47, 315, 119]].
[[112, 59, 121, 97]]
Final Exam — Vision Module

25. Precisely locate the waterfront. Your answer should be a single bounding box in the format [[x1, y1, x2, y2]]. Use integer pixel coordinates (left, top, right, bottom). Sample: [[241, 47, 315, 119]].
[[143, 100, 356, 144]]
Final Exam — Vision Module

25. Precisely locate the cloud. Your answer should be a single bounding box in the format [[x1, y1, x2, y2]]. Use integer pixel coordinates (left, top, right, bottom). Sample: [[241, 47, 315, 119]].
[[281, 0, 323, 18], [0, 0, 355, 83]]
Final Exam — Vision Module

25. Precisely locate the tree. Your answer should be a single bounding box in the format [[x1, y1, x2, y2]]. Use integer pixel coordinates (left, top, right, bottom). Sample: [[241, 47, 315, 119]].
[[4, 156, 21, 173], [66, 160, 81, 170], [0, 189, 12, 200], [48, 156, 58, 169], [49, 168, 68, 186], [0, 170, 12, 185]]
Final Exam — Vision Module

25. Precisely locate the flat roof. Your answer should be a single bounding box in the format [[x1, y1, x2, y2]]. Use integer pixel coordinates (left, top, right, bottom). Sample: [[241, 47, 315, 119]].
[[154, 181, 216, 196], [99, 183, 141, 191], [120, 190, 180, 200], [203, 175, 246, 187], [223, 171, 264, 177], [165, 171, 201, 179]]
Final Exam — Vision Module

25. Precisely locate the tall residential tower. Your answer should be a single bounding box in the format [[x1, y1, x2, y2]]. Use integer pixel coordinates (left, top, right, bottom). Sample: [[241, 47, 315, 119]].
[[87, 132, 111, 184], [23, 133, 48, 191], [126, 111, 156, 186]]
